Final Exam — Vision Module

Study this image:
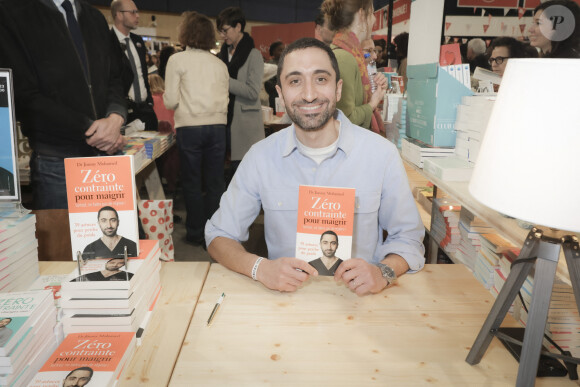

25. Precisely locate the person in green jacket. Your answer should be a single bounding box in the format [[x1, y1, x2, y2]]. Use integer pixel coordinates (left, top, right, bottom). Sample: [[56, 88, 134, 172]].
[[321, 0, 388, 131]]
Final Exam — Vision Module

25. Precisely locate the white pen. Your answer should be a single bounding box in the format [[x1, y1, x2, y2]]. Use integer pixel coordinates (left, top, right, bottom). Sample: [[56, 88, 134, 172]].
[[207, 292, 225, 326]]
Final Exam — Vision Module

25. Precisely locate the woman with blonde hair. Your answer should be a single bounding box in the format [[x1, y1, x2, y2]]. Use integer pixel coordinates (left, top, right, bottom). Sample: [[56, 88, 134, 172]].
[[322, 0, 387, 132], [164, 11, 229, 246]]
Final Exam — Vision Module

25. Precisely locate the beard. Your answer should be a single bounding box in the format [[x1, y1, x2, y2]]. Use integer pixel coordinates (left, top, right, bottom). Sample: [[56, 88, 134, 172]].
[[285, 98, 336, 132]]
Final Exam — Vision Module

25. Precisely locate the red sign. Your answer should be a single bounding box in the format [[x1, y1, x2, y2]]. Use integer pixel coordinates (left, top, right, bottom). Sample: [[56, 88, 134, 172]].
[[251, 22, 314, 60], [457, 0, 518, 8], [373, 9, 383, 31], [383, 0, 411, 26]]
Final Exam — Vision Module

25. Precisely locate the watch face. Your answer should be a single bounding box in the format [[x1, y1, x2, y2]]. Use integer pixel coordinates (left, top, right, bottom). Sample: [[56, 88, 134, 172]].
[[379, 264, 396, 282]]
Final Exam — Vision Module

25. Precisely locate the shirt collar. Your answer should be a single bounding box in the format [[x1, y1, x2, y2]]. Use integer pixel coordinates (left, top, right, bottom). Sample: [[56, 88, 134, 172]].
[[113, 25, 130, 41], [282, 109, 355, 158]]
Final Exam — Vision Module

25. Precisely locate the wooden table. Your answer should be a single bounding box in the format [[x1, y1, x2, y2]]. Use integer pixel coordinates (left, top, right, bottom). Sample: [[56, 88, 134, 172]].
[[169, 264, 578, 386], [39, 261, 210, 387]]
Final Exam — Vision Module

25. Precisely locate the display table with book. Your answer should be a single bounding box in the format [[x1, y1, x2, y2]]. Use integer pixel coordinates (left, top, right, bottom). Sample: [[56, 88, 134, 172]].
[[169, 263, 575, 386], [39, 261, 210, 387]]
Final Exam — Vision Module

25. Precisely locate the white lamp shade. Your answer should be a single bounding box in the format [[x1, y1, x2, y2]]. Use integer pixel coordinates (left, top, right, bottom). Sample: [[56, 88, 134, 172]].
[[469, 59, 580, 233]]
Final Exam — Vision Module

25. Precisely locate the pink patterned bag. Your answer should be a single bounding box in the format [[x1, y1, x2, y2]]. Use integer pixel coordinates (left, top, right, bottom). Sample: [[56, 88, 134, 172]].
[[138, 200, 174, 261]]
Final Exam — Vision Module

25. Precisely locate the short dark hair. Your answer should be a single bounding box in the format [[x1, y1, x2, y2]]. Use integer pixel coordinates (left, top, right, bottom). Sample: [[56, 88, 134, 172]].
[[178, 11, 215, 51], [277, 37, 341, 87], [65, 367, 94, 381], [393, 32, 409, 59], [488, 37, 538, 59], [217, 7, 246, 32], [320, 230, 338, 242], [98, 206, 118, 220], [269, 41, 284, 57]]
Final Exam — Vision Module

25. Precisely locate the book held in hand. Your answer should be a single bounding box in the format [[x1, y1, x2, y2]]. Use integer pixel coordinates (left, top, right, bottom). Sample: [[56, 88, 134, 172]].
[[65, 155, 139, 261], [295, 185, 355, 276]]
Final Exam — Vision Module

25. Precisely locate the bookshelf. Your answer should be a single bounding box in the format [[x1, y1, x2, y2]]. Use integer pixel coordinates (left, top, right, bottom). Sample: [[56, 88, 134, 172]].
[[403, 158, 575, 284]]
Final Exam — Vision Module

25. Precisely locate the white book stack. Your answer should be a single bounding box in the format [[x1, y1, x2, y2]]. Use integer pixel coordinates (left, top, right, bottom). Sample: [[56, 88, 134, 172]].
[[430, 198, 461, 256], [0, 290, 59, 387], [59, 240, 161, 336], [0, 211, 40, 293], [453, 95, 495, 164], [401, 137, 455, 169], [423, 156, 474, 182]]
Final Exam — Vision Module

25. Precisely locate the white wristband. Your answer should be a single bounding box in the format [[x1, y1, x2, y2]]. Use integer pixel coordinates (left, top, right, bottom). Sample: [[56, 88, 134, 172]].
[[251, 257, 264, 281]]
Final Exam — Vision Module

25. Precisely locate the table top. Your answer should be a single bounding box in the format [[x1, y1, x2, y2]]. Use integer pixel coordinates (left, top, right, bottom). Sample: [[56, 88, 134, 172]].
[[39, 261, 210, 387], [170, 263, 578, 386]]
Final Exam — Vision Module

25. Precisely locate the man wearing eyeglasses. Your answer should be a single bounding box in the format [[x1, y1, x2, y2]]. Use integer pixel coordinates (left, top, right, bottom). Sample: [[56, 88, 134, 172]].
[[111, 0, 157, 131]]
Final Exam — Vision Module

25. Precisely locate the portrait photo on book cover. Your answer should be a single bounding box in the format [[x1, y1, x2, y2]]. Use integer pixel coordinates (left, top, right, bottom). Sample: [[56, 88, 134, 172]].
[[308, 230, 345, 276], [71, 258, 134, 282], [80, 206, 138, 260], [62, 367, 94, 387], [0, 317, 14, 347]]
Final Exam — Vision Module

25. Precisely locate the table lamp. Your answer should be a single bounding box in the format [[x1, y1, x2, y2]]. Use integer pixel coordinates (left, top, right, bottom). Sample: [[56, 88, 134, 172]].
[[464, 58, 580, 386]]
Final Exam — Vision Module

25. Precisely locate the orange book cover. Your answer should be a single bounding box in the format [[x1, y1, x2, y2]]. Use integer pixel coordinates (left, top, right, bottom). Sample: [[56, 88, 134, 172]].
[[28, 332, 135, 387], [295, 185, 355, 275], [439, 43, 462, 66], [65, 155, 139, 261]]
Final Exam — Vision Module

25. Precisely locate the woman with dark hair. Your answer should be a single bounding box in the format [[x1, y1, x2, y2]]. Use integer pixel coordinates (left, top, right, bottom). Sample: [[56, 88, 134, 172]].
[[163, 11, 229, 246], [488, 37, 538, 77], [216, 7, 264, 179], [529, 0, 580, 58], [393, 32, 409, 88], [322, 0, 388, 132]]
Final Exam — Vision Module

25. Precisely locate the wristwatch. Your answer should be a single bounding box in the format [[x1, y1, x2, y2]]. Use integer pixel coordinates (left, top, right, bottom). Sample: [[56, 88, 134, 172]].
[[375, 262, 397, 286]]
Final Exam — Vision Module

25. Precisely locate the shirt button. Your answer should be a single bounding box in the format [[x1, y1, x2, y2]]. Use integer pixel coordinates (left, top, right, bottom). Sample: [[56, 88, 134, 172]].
[[312, 168, 316, 172], [278, 202, 282, 207]]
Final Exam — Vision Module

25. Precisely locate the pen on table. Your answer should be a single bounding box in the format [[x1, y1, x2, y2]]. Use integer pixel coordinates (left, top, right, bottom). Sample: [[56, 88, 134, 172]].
[[207, 292, 225, 326]]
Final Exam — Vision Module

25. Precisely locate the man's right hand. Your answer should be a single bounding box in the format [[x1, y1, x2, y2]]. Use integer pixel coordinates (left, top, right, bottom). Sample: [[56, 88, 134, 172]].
[[257, 257, 318, 292]]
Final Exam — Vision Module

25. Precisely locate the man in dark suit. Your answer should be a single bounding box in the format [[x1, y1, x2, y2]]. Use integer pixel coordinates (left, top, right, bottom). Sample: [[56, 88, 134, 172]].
[[111, 0, 157, 131]]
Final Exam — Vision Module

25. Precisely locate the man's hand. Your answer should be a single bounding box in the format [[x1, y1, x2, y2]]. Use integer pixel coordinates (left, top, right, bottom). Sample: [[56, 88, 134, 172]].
[[334, 258, 388, 296], [257, 257, 318, 292], [85, 113, 125, 154]]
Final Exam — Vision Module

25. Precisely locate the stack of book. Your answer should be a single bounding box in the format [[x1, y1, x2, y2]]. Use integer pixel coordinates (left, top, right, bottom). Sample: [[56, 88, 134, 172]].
[[546, 281, 580, 354], [454, 208, 492, 270], [28, 331, 136, 387], [123, 141, 148, 172], [0, 290, 59, 386], [58, 240, 161, 335], [473, 233, 514, 290], [430, 198, 461, 256], [0, 211, 39, 292], [401, 137, 455, 169], [423, 156, 474, 182], [453, 95, 495, 164]]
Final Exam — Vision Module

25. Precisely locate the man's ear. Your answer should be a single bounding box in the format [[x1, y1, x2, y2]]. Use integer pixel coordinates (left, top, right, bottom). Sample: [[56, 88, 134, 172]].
[[275, 84, 284, 104], [336, 79, 343, 103]]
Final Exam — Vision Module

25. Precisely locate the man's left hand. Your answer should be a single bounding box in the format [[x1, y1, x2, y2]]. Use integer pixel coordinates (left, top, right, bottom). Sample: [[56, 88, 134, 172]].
[[85, 113, 125, 154], [334, 258, 388, 295]]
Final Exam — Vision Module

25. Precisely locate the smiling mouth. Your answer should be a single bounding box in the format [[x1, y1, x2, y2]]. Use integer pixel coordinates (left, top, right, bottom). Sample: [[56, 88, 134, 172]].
[[299, 104, 323, 111]]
